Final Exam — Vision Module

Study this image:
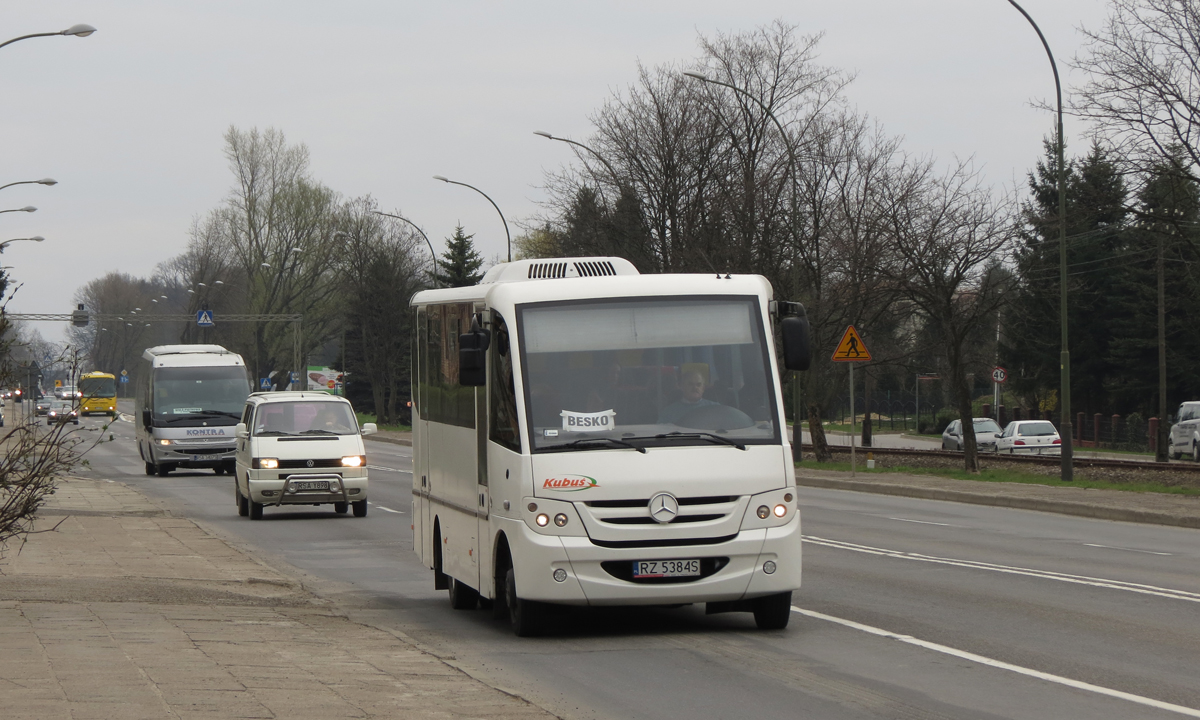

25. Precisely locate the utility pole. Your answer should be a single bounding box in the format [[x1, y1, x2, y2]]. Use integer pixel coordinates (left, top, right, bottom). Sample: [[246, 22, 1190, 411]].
[[1156, 222, 1168, 462]]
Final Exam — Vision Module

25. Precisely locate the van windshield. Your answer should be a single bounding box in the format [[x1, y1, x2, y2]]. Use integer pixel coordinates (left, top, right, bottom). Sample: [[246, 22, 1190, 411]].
[[153, 366, 250, 425], [518, 296, 779, 452], [253, 402, 358, 436]]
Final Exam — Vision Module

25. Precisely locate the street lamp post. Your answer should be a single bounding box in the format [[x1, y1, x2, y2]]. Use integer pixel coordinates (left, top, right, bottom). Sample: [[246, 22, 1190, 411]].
[[684, 70, 807, 461], [533, 131, 623, 193], [0, 24, 96, 51], [432, 175, 511, 262], [369, 211, 441, 284], [0, 236, 45, 252], [1006, 0, 1072, 481], [0, 179, 56, 192], [0, 206, 37, 215]]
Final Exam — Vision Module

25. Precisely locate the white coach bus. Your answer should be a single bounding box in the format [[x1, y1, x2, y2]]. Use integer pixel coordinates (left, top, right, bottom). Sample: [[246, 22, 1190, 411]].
[[136, 345, 251, 477], [411, 258, 810, 635]]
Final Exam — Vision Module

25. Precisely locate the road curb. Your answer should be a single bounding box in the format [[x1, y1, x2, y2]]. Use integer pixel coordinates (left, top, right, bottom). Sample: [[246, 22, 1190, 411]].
[[795, 475, 1200, 529]]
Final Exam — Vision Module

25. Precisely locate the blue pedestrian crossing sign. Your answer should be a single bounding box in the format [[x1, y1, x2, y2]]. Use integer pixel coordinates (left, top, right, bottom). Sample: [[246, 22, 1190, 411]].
[[196, 310, 215, 327], [260, 378, 272, 390]]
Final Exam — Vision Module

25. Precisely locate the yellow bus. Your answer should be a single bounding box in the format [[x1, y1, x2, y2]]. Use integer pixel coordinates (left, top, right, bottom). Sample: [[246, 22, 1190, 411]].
[[79, 372, 118, 417]]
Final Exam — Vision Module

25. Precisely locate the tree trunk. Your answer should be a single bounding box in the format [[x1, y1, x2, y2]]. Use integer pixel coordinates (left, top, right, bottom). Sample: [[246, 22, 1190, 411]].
[[808, 404, 832, 462], [952, 361, 979, 473]]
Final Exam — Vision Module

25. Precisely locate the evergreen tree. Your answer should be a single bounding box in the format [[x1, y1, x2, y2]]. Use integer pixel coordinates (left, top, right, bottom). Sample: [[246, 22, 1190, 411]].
[[432, 225, 485, 288], [1002, 139, 1129, 416]]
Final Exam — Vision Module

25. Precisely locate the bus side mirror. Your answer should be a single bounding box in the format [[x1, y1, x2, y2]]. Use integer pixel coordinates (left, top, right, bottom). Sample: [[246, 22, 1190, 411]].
[[781, 315, 811, 371], [235, 423, 248, 439], [459, 328, 490, 387], [142, 409, 152, 428]]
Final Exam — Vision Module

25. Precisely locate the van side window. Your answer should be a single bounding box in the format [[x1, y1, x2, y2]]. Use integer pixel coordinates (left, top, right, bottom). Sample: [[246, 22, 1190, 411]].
[[241, 405, 253, 425], [489, 313, 520, 451]]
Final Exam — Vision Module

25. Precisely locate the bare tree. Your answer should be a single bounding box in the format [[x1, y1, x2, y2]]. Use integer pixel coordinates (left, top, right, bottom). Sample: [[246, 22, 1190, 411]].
[[1072, 0, 1200, 181], [883, 159, 1017, 472]]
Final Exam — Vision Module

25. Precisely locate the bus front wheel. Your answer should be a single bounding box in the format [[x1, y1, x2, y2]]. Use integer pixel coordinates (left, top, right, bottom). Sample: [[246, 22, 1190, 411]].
[[144, 462, 155, 476], [752, 591, 792, 630], [505, 567, 545, 637]]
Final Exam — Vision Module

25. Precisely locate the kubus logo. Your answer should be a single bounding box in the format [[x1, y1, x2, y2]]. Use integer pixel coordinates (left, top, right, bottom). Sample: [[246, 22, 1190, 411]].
[[542, 475, 599, 491]]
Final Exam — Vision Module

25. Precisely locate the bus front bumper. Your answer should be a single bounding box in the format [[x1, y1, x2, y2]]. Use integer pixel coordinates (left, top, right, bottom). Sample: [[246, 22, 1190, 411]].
[[500, 513, 801, 606]]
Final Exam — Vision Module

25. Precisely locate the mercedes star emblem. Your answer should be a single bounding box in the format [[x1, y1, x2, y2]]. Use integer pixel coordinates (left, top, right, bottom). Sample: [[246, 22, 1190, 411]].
[[648, 492, 679, 524]]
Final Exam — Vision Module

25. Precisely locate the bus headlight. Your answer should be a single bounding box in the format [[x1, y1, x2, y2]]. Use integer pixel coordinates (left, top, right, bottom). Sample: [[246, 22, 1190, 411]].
[[254, 458, 279, 470], [553, 513, 568, 527], [341, 455, 365, 467], [535, 513, 550, 527], [158, 438, 173, 446], [773, 504, 788, 518], [757, 505, 770, 519]]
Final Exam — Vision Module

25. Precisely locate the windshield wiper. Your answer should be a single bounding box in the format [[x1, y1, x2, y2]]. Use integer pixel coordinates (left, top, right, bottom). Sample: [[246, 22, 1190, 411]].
[[299, 429, 339, 435], [540, 437, 647, 454], [637, 431, 747, 450], [254, 430, 296, 436], [196, 410, 241, 418], [160, 414, 224, 424]]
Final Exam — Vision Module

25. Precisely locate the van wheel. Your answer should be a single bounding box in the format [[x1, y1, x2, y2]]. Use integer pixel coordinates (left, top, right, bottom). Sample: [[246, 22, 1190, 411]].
[[753, 591, 793, 630], [1193, 440, 1199, 463], [352, 499, 368, 517], [449, 578, 479, 610], [156, 464, 171, 477], [144, 462, 155, 476], [334, 502, 349, 514], [249, 499, 264, 520], [237, 487, 249, 517], [505, 567, 545, 637]]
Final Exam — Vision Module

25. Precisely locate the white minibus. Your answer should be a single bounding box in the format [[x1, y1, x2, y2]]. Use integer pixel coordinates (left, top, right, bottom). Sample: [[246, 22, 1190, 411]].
[[411, 257, 811, 635], [136, 344, 251, 477]]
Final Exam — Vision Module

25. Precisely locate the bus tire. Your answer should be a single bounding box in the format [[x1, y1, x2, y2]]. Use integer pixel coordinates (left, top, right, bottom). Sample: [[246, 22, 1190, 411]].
[[449, 578, 479, 610], [237, 487, 249, 517], [249, 500, 264, 520], [505, 567, 545, 637], [334, 502, 349, 514], [156, 464, 171, 477], [752, 591, 792, 630], [144, 462, 155, 476], [352, 499, 368, 517]]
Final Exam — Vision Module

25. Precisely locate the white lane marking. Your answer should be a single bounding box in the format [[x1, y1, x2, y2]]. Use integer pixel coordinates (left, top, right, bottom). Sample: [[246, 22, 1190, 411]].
[[367, 465, 410, 473], [886, 517, 954, 527], [793, 606, 1200, 718], [804, 535, 1200, 603], [1084, 543, 1172, 556], [369, 504, 405, 514]]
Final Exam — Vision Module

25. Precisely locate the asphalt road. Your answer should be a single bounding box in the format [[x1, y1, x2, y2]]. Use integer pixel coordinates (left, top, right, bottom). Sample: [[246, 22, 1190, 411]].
[[62, 406, 1200, 720]]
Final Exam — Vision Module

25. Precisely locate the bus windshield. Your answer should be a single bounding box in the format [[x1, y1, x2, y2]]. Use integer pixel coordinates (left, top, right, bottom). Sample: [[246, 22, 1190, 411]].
[[80, 376, 117, 398], [519, 296, 779, 452], [152, 366, 250, 424]]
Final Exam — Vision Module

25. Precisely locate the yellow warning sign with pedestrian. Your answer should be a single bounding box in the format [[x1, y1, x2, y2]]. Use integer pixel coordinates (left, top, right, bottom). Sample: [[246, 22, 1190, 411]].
[[831, 325, 871, 362]]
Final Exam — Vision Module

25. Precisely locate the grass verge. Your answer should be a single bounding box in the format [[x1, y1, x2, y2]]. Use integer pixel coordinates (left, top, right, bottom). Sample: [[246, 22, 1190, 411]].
[[356, 412, 411, 433], [797, 461, 1200, 496]]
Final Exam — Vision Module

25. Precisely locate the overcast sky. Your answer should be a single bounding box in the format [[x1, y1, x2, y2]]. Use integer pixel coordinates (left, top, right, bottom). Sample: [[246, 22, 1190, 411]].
[[6, 0, 1109, 342]]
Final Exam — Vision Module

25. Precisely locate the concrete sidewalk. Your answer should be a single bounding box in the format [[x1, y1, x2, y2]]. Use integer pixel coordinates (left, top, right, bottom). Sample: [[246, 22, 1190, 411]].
[[0, 478, 554, 720]]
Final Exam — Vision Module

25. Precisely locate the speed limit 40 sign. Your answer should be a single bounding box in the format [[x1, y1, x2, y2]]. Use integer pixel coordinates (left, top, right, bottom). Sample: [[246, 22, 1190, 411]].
[[992, 366, 1007, 384]]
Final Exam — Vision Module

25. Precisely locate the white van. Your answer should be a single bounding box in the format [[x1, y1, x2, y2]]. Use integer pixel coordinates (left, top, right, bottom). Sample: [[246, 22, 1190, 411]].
[[233, 391, 377, 520]]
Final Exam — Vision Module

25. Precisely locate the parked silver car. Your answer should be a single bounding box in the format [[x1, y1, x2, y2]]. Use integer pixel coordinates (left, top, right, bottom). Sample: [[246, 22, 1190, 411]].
[[942, 418, 1002, 452], [1169, 401, 1200, 462]]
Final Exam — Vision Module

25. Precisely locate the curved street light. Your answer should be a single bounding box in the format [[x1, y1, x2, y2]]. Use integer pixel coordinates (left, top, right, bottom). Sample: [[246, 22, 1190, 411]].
[[0, 206, 37, 214], [0, 178, 56, 192], [433, 175, 512, 262], [368, 211, 441, 285], [0, 236, 44, 252], [1006, 0, 1073, 479], [0, 24, 96, 51], [533, 130, 623, 190], [685, 70, 806, 459]]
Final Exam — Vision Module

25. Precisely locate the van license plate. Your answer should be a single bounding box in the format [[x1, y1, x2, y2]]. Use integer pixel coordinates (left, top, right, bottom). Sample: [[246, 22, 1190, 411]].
[[633, 559, 700, 578], [293, 481, 329, 491]]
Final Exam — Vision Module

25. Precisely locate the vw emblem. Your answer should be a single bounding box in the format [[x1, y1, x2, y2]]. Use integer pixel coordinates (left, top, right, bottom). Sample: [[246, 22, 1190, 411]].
[[306, 460, 314, 468], [648, 492, 679, 524]]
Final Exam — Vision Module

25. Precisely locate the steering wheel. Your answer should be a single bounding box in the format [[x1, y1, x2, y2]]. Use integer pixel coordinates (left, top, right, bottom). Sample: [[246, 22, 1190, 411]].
[[674, 404, 756, 432]]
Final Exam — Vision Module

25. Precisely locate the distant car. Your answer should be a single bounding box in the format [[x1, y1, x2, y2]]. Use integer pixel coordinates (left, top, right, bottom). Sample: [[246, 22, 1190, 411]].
[[1169, 401, 1200, 462], [997, 420, 1061, 455], [35, 396, 53, 415], [46, 399, 80, 426], [55, 386, 81, 400], [942, 418, 1003, 452]]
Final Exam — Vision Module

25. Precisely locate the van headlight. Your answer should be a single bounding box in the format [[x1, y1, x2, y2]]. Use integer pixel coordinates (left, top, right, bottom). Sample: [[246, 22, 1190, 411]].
[[341, 455, 365, 467], [254, 458, 279, 469]]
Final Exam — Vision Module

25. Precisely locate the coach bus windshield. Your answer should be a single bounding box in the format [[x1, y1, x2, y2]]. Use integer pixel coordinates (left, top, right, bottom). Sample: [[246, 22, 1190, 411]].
[[518, 296, 779, 452], [152, 366, 250, 425], [80, 376, 117, 399]]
